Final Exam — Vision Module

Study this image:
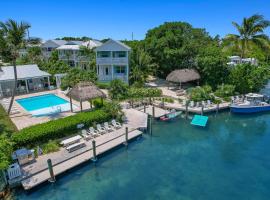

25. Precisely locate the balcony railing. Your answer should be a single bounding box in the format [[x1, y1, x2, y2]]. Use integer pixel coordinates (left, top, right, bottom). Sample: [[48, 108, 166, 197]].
[[98, 74, 128, 82], [96, 57, 128, 65]]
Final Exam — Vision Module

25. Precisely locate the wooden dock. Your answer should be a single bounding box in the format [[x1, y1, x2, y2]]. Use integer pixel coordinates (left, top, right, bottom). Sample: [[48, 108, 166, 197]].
[[136, 105, 169, 118], [153, 102, 230, 114], [21, 129, 142, 190], [19, 109, 147, 190]]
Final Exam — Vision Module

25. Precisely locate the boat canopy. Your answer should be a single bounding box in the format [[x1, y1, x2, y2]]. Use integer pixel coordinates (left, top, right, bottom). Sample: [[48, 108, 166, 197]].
[[245, 93, 264, 98]]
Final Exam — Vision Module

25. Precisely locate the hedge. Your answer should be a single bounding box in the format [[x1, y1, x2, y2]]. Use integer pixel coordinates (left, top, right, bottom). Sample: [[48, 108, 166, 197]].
[[12, 109, 112, 147], [128, 87, 162, 99]]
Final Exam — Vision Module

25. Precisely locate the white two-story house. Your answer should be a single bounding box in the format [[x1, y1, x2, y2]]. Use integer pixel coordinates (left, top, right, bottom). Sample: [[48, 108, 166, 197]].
[[41, 40, 68, 59], [95, 39, 131, 83], [57, 40, 102, 69]]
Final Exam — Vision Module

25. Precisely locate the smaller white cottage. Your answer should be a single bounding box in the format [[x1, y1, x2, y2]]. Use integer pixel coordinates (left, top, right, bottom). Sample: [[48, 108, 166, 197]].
[[0, 64, 51, 97]]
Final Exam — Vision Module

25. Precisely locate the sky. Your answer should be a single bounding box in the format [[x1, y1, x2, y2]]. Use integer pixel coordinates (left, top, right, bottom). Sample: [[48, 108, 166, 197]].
[[0, 0, 269, 41]]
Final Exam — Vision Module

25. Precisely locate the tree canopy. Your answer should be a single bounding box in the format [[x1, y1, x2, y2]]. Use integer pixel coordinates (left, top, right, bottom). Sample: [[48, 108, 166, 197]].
[[144, 22, 213, 77], [224, 14, 270, 59]]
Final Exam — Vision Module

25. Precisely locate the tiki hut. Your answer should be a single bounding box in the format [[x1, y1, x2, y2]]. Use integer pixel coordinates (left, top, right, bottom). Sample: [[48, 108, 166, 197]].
[[166, 69, 200, 88], [67, 82, 106, 112]]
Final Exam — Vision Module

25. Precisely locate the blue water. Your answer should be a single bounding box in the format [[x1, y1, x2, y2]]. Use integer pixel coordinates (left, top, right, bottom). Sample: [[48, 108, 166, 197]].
[[13, 111, 270, 200], [16, 94, 68, 111]]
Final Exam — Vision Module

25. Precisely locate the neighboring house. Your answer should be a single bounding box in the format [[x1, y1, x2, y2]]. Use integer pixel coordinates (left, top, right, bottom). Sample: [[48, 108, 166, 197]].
[[57, 40, 102, 69], [227, 56, 258, 66], [0, 64, 51, 97], [18, 44, 41, 57], [95, 39, 131, 83], [41, 40, 67, 59]]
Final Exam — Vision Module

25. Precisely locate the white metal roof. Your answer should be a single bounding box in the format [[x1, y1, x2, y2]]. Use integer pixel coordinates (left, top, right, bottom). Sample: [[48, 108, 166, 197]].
[[95, 39, 131, 51], [57, 44, 81, 50], [0, 64, 50, 82], [57, 40, 102, 50]]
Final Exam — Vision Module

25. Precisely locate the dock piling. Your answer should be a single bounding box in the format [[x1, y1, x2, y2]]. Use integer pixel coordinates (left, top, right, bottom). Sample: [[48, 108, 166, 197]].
[[201, 105, 204, 115], [185, 103, 188, 119], [144, 105, 146, 113], [152, 106, 155, 118], [92, 140, 97, 162], [47, 159, 56, 183], [124, 127, 128, 147], [216, 103, 219, 114]]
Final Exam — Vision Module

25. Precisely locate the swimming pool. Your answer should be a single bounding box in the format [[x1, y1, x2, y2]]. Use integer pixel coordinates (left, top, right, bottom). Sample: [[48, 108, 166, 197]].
[[16, 94, 71, 116]]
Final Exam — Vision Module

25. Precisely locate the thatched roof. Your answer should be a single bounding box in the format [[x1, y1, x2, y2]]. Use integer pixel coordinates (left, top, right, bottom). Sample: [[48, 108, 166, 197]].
[[67, 82, 106, 101], [166, 69, 200, 83]]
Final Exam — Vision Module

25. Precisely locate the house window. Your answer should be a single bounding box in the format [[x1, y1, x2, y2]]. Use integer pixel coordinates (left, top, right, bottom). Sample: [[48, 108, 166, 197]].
[[113, 51, 126, 58], [47, 47, 52, 52], [97, 51, 111, 58], [68, 61, 75, 67], [115, 66, 126, 74], [105, 67, 109, 75]]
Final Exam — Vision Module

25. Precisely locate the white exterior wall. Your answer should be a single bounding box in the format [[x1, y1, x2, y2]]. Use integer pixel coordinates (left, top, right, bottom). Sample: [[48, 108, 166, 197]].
[[41, 40, 63, 59], [95, 39, 130, 83]]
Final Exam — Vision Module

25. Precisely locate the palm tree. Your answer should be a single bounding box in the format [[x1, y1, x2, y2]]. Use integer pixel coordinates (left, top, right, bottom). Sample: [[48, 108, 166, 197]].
[[0, 19, 30, 114], [79, 46, 95, 70], [225, 14, 270, 58], [130, 48, 156, 84]]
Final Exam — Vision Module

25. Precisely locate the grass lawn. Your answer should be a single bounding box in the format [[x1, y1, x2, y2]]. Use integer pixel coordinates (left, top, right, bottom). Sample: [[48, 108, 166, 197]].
[[0, 105, 17, 136]]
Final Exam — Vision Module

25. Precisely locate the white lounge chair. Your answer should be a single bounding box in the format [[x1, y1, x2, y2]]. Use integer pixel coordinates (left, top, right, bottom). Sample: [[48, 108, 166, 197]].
[[89, 127, 100, 137], [112, 120, 121, 129], [104, 122, 113, 132], [182, 100, 186, 106], [81, 131, 92, 141], [96, 124, 106, 134]]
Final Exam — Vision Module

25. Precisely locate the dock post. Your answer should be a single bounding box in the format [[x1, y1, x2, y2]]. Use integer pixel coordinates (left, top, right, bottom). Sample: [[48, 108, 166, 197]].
[[201, 105, 204, 115], [185, 102, 188, 119], [152, 106, 155, 118], [150, 116, 153, 136], [124, 127, 128, 147], [216, 103, 219, 114], [92, 140, 97, 162], [47, 159, 56, 183], [144, 105, 146, 113]]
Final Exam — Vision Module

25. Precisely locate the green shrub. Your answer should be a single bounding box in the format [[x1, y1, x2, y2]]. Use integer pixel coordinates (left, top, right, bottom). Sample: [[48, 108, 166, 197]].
[[189, 85, 214, 102], [128, 87, 162, 99], [92, 98, 104, 108], [214, 84, 235, 98], [162, 97, 174, 103], [12, 109, 111, 148], [96, 81, 110, 89], [41, 140, 60, 154], [109, 79, 129, 100]]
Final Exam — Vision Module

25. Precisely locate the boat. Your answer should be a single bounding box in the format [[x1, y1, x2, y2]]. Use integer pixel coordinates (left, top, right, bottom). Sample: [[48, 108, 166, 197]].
[[230, 93, 270, 114], [160, 110, 182, 121]]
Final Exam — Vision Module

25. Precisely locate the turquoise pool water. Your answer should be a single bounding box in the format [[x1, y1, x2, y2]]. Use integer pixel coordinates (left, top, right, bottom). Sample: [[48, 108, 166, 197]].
[[13, 111, 270, 200], [16, 94, 69, 112]]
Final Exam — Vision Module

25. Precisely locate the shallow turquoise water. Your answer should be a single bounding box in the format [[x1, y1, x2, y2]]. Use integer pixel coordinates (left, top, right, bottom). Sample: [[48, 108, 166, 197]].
[[16, 94, 68, 111], [13, 112, 270, 200]]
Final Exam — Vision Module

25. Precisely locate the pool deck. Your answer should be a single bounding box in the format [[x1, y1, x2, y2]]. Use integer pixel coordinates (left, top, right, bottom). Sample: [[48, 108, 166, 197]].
[[0, 90, 92, 130], [18, 108, 147, 190]]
